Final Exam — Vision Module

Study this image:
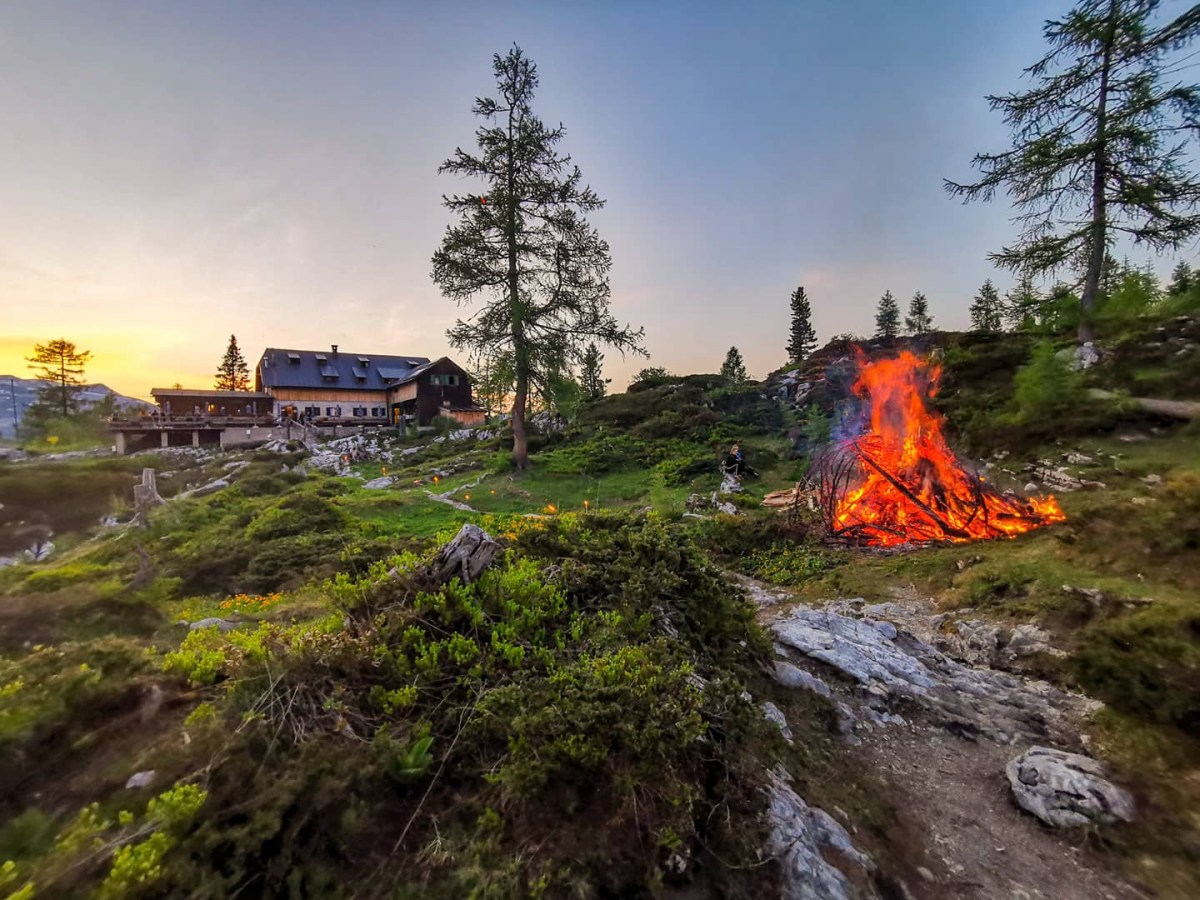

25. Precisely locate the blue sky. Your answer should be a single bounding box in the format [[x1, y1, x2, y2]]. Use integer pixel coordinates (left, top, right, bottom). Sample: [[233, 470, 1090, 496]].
[[0, 0, 1190, 396]]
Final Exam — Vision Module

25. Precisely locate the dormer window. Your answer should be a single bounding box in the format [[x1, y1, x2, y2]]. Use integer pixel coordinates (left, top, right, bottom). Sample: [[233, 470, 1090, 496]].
[[287, 353, 301, 364], [314, 353, 327, 362]]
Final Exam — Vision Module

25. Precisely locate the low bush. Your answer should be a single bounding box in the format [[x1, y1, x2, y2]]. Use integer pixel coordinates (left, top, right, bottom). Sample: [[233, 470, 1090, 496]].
[[1073, 597, 1200, 732]]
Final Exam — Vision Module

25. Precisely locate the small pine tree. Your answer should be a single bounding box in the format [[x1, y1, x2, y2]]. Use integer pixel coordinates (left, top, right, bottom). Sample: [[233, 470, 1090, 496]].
[[786, 286, 818, 363], [904, 292, 933, 335], [215, 335, 250, 391], [874, 291, 900, 339], [721, 346, 747, 383], [969, 279, 1004, 332], [1003, 274, 1041, 331], [1168, 261, 1193, 296], [580, 342, 609, 401]]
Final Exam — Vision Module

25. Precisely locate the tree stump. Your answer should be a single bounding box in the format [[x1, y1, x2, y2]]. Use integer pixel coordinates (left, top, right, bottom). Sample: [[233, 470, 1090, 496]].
[[428, 524, 502, 584], [132, 468, 165, 527]]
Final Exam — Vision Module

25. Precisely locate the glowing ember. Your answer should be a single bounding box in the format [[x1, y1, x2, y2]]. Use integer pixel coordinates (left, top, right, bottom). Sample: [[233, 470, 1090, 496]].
[[813, 349, 1064, 546]]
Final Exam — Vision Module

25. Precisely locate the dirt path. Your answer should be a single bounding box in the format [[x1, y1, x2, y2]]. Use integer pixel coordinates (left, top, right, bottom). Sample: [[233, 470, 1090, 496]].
[[744, 578, 1148, 900], [856, 723, 1143, 900]]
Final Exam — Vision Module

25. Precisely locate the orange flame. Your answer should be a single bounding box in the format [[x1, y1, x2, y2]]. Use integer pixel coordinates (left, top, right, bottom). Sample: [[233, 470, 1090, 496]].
[[828, 349, 1064, 546]]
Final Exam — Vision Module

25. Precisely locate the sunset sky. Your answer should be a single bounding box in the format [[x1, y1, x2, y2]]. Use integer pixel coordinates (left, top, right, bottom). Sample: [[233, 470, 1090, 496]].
[[0, 0, 1189, 400]]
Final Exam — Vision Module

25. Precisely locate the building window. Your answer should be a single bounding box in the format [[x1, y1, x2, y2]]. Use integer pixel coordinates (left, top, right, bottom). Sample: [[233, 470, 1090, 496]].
[[372, 406, 384, 417], [326, 407, 335, 416], [305, 406, 320, 417], [430, 373, 459, 386], [352, 407, 367, 417]]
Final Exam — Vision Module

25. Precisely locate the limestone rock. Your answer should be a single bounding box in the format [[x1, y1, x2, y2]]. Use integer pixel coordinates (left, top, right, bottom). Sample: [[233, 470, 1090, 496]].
[[771, 608, 1081, 744], [1006, 746, 1134, 827], [182, 617, 238, 632], [761, 701, 794, 744], [767, 772, 877, 900], [363, 476, 393, 489], [125, 770, 156, 789], [719, 472, 744, 494], [773, 660, 833, 698]]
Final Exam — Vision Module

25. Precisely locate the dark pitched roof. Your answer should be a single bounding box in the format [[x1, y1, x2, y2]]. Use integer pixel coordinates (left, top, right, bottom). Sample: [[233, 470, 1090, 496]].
[[392, 356, 467, 386], [258, 348, 431, 391]]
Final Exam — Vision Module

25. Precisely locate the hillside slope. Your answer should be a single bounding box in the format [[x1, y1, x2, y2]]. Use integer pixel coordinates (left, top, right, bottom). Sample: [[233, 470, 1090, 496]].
[[0, 319, 1196, 898]]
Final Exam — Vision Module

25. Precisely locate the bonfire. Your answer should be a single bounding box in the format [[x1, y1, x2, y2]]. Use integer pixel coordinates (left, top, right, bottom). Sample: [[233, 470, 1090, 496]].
[[809, 349, 1064, 547]]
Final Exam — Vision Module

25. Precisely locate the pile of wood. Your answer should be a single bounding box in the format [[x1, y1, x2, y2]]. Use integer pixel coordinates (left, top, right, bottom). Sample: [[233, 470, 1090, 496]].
[[761, 482, 818, 514]]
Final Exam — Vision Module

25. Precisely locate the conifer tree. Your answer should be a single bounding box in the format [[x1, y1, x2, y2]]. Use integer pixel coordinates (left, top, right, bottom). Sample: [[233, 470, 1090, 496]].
[[786, 285, 818, 363], [874, 290, 900, 339], [904, 292, 934, 335], [721, 346, 747, 383], [215, 335, 250, 391], [432, 45, 645, 469], [1168, 260, 1193, 295], [580, 342, 609, 400], [1004, 274, 1042, 331], [26, 338, 92, 418], [947, 0, 1200, 346], [970, 279, 1004, 332]]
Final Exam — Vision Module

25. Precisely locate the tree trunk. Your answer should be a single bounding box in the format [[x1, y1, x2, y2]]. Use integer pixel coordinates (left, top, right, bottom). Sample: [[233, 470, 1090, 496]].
[[512, 365, 529, 469], [1079, 1, 1117, 347], [505, 92, 531, 470]]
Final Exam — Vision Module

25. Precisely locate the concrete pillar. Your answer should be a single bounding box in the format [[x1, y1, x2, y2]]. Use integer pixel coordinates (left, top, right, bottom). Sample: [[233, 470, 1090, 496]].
[[114, 431, 128, 455], [192, 430, 200, 447], [160, 431, 169, 448]]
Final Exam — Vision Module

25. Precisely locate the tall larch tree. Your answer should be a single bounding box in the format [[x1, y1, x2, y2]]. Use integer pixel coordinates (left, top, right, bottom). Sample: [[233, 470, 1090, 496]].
[[721, 346, 748, 383], [946, 0, 1200, 346], [874, 290, 901, 339], [970, 279, 1005, 332], [215, 335, 250, 391], [432, 45, 645, 469], [786, 285, 818, 363], [904, 291, 934, 334], [26, 339, 92, 418], [580, 342, 608, 400]]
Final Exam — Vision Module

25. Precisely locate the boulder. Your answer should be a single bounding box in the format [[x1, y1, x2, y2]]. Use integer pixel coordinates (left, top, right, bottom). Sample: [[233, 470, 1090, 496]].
[[1006, 746, 1134, 828], [718, 472, 744, 494]]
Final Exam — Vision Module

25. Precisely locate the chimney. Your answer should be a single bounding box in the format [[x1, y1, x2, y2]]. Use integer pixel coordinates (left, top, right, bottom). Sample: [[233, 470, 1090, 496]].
[[331, 344, 338, 356]]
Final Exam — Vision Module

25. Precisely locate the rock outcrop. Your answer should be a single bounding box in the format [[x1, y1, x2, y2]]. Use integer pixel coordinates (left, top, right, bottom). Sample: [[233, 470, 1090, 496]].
[[767, 771, 878, 900]]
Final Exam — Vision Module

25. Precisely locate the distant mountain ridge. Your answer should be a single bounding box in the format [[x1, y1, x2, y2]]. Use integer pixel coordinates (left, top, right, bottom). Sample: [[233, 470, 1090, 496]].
[[0, 375, 153, 439]]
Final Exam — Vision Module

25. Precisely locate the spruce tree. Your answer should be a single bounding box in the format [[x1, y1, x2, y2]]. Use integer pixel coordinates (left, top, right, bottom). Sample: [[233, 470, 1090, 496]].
[[25, 338, 92, 418], [1168, 260, 1193, 295], [786, 285, 818, 363], [580, 342, 608, 400], [721, 346, 747, 383], [947, 1, 1200, 346], [432, 45, 645, 469], [1004, 274, 1042, 331], [904, 292, 934, 335], [970, 279, 1004, 332], [215, 335, 250, 391], [874, 290, 900, 339]]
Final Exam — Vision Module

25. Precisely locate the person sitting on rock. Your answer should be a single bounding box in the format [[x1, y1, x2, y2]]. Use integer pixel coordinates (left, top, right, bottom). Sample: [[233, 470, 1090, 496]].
[[722, 443, 758, 480]]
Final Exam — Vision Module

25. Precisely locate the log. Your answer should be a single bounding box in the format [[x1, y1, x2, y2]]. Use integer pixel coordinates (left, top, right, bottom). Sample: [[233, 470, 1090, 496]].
[[428, 524, 502, 585]]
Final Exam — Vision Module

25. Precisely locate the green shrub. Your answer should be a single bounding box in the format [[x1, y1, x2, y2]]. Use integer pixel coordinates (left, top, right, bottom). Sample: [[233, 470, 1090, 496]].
[[245, 494, 348, 542], [1009, 341, 1089, 424], [1074, 598, 1200, 731]]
